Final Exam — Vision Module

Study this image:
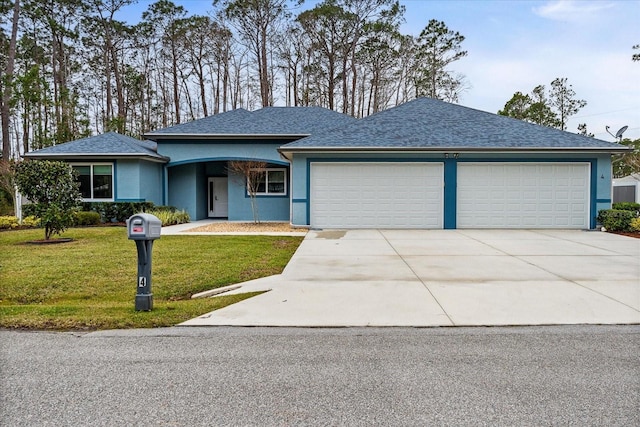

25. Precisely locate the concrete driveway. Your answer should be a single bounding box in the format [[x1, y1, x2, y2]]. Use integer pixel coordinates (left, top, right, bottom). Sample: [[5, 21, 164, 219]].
[[181, 229, 640, 327]]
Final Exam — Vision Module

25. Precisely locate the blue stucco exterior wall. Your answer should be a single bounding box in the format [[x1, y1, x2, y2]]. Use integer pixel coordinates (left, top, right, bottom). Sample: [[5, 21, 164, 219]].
[[115, 159, 163, 205], [168, 163, 199, 219], [289, 152, 614, 229], [159, 140, 290, 221], [227, 170, 290, 221]]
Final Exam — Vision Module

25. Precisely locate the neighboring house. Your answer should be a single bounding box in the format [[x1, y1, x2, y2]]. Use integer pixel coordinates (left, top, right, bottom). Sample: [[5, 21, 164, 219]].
[[612, 173, 640, 204], [24, 98, 629, 229]]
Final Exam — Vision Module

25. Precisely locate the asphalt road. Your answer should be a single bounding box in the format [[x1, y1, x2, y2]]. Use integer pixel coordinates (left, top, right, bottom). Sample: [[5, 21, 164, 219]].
[[1, 325, 638, 426]]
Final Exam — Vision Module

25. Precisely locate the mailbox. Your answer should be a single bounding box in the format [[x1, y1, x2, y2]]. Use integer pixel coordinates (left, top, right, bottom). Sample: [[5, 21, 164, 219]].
[[126, 213, 162, 311], [126, 213, 162, 240]]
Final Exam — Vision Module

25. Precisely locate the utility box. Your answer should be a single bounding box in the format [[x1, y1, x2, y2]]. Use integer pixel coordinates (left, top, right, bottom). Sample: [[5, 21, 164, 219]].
[[126, 213, 162, 311], [127, 213, 162, 240]]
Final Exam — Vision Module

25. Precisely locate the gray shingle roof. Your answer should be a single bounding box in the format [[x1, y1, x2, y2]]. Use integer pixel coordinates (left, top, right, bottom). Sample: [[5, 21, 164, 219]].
[[145, 106, 356, 137], [281, 98, 628, 152], [24, 132, 169, 162]]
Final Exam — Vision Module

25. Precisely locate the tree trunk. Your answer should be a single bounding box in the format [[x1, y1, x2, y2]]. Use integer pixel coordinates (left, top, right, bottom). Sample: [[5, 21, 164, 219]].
[[110, 41, 125, 133], [171, 42, 181, 124], [197, 60, 208, 117], [260, 26, 270, 107], [1, 0, 20, 161]]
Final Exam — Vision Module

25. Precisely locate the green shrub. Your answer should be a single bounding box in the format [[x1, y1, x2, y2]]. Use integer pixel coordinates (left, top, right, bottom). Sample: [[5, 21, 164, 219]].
[[79, 201, 155, 223], [597, 209, 636, 231], [612, 202, 640, 212], [29, 201, 186, 224], [0, 188, 13, 215], [147, 209, 190, 226], [630, 218, 640, 232], [74, 211, 101, 226], [151, 205, 178, 213], [21, 203, 37, 217], [13, 160, 82, 240]]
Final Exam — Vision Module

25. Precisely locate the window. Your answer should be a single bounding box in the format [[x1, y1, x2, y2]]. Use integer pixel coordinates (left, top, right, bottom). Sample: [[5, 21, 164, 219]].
[[72, 164, 113, 200], [249, 168, 286, 196]]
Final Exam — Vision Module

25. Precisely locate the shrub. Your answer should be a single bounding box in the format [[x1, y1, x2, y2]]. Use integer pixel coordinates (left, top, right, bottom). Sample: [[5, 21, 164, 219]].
[[597, 209, 636, 232], [22, 204, 36, 217], [612, 202, 640, 212], [0, 216, 18, 229], [151, 205, 178, 213], [74, 211, 101, 226], [21, 216, 41, 227], [13, 160, 82, 240], [79, 201, 155, 223], [0, 188, 13, 216], [630, 218, 640, 232], [0, 215, 41, 230], [147, 209, 190, 226]]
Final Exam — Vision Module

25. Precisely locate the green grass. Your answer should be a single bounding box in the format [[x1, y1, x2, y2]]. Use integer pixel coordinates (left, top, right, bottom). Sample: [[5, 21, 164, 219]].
[[0, 227, 303, 330]]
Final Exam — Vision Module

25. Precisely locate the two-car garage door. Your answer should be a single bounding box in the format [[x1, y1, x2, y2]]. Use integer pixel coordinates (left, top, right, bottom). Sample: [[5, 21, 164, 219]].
[[310, 163, 443, 228], [309, 162, 590, 229], [457, 163, 590, 228]]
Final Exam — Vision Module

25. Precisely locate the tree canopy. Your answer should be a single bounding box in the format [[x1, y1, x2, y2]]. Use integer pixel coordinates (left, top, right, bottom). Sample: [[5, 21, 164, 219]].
[[498, 78, 586, 131], [0, 0, 470, 161]]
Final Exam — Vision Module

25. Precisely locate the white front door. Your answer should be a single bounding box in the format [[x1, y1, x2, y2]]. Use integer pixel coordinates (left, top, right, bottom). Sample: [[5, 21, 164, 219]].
[[208, 177, 228, 218]]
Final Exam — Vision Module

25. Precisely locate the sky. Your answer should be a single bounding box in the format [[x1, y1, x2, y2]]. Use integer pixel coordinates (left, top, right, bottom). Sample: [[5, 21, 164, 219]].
[[121, 0, 640, 141]]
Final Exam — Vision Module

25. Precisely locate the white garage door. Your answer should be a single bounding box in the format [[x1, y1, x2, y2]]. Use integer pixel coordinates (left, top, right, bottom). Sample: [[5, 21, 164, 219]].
[[310, 162, 443, 228], [457, 163, 590, 228]]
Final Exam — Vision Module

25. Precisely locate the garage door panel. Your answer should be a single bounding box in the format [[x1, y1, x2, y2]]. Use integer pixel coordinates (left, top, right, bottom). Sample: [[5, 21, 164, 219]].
[[311, 162, 443, 229], [458, 163, 589, 229]]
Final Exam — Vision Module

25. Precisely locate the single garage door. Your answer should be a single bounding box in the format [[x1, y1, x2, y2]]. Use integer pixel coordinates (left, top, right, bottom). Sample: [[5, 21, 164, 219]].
[[457, 163, 590, 228], [310, 162, 443, 228]]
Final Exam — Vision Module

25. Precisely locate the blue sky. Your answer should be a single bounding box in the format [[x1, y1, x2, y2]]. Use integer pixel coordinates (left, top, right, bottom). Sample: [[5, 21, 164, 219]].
[[121, 0, 640, 141]]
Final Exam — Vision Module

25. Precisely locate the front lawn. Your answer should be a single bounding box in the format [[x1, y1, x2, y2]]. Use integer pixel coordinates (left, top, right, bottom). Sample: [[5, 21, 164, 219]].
[[0, 227, 303, 330]]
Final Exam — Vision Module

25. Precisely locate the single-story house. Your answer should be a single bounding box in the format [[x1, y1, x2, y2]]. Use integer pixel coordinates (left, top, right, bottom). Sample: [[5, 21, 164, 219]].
[[24, 98, 629, 229], [612, 173, 640, 204]]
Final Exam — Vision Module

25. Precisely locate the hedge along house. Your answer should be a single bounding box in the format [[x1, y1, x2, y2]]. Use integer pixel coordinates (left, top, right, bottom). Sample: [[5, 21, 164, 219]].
[[279, 98, 629, 229], [143, 107, 356, 221], [23, 132, 168, 205]]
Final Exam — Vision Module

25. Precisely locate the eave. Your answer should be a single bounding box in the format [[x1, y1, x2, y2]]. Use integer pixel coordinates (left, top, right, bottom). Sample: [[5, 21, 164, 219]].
[[278, 145, 632, 158], [145, 133, 310, 141], [23, 152, 170, 163]]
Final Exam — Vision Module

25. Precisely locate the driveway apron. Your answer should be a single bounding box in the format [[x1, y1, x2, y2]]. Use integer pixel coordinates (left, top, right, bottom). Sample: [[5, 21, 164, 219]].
[[180, 229, 640, 327]]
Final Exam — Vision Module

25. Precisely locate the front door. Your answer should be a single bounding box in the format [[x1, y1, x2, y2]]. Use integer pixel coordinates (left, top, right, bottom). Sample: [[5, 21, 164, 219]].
[[208, 177, 228, 218]]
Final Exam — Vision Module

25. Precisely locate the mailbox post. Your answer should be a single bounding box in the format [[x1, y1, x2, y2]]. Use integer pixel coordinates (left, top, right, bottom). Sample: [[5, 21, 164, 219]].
[[126, 213, 162, 311]]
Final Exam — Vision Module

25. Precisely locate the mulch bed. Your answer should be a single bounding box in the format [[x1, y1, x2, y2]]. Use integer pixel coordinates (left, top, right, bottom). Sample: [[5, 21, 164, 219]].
[[188, 222, 307, 233], [26, 238, 73, 244], [610, 231, 640, 239]]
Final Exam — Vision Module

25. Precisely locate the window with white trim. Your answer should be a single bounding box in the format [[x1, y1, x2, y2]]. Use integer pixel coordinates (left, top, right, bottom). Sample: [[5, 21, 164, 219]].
[[249, 168, 287, 196], [71, 163, 114, 200]]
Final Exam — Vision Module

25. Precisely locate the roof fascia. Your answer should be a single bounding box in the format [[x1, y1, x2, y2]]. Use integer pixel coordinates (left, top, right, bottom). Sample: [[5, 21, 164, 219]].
[[23, 153, 170, 163], [145, 133, 310, 141], [278, 146, 632, 155]]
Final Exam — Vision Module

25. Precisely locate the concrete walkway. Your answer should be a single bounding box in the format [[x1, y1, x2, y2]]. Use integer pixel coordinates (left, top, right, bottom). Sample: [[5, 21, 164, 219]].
[[180, 229, 640, 327]]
